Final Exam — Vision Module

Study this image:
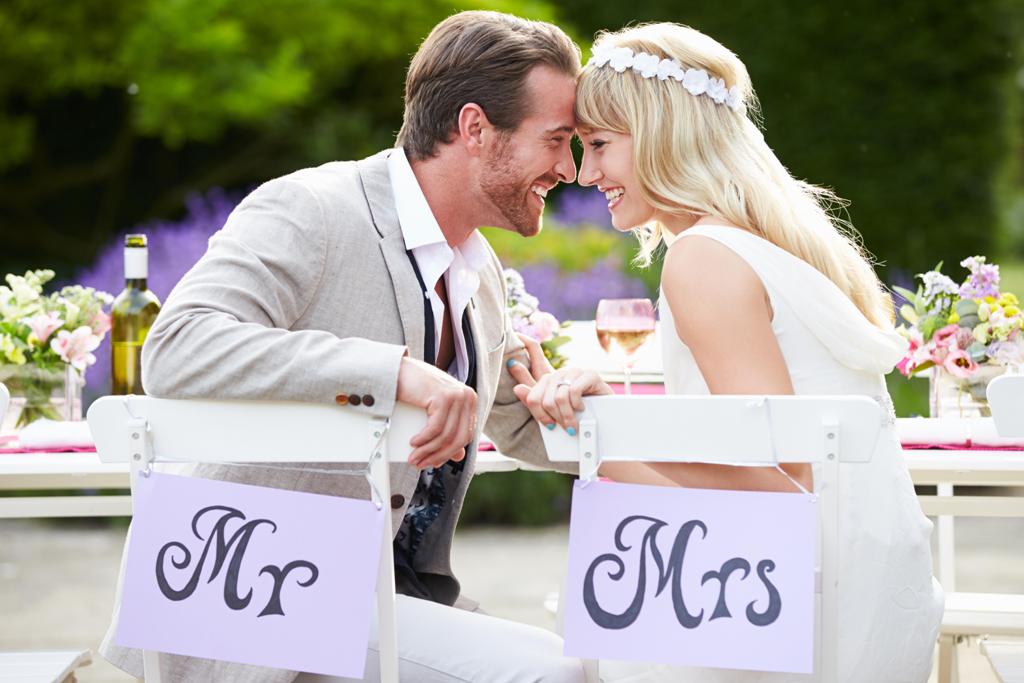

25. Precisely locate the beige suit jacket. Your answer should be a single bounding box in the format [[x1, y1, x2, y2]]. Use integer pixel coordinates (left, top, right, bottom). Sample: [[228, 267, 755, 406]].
[[100, 150, 573, 682]]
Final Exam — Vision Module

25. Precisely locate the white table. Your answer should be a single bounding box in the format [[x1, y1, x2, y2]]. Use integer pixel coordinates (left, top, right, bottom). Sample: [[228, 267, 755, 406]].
[[897, 417, 1024, 592], [0, 448, 520, 519]]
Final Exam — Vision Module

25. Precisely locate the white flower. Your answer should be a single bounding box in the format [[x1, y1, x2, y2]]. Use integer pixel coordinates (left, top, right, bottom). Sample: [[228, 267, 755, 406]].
[[608, 47, 635, 73], [631, 52, 661, 79], [682, 68, 709, 96], [656, 58, 682, 81], [50, 326, 101, 371], [588, 45, 613, 68], [707, 77, 728, 104], [726, 85, 743, 112]]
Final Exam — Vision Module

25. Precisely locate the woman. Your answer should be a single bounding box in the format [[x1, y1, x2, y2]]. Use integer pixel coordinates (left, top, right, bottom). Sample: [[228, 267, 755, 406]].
[[510, 23, 942, 682]]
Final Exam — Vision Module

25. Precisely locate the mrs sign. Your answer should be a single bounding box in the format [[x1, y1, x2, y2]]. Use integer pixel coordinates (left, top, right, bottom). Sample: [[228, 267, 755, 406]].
[[540, 394, 884, 682]]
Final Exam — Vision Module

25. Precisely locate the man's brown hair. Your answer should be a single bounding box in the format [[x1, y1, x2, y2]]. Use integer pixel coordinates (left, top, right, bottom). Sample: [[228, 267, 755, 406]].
[[397, 11, 581, 160]]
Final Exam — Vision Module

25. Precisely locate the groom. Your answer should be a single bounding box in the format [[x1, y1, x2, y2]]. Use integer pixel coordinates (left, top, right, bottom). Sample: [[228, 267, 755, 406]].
[[100, 9, 588, 683]]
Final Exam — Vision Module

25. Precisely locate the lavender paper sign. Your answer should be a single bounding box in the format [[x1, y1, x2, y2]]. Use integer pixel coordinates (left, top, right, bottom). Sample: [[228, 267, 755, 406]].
[[565, 480, 815, 673], [117, 472, 384, 677]]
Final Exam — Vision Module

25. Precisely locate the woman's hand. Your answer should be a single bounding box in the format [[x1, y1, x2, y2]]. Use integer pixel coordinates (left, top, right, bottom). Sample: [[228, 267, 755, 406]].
[[507, 333, 614, 434]]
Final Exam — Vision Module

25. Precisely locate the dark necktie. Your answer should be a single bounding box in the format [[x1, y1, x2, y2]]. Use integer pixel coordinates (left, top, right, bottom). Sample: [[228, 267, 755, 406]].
[[393, 250, 476, 598]]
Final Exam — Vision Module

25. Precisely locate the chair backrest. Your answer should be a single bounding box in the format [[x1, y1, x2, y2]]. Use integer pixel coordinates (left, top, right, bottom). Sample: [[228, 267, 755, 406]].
[[87, 395, 425, 683], [540, 394, 884, 683], [0, 382, 8, 428], [987, 374, 1024, 437]]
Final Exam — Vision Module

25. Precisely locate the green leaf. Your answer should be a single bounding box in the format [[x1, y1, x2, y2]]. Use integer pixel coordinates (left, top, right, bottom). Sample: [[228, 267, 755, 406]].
[[542, 335, 571, 350], [967, 342, 988, 362], [893, 286, 919, 304], [899, 304, 918, 324], [956, 299, 979, 316], [919, 315, 944, 340]]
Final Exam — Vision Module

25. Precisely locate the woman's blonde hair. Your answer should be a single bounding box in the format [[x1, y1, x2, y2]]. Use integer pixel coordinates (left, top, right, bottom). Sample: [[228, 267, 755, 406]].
[[576, 23, 895, 328]]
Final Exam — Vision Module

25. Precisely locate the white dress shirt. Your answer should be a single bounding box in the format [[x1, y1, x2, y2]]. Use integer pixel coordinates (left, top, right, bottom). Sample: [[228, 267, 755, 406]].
[[387, 147, 489, 382]]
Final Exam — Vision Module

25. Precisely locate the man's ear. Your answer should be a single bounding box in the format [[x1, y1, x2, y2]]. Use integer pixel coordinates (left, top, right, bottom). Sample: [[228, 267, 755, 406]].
[[457, 103, 491, 157]]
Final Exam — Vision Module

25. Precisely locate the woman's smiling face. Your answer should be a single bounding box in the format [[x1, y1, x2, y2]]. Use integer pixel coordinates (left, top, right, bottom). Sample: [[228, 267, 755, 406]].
[[577, 128, 656, 231]]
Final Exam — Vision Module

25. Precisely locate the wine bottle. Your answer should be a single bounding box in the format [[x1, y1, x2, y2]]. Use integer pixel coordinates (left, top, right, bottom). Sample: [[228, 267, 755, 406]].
[[111, 234, 161, 395]]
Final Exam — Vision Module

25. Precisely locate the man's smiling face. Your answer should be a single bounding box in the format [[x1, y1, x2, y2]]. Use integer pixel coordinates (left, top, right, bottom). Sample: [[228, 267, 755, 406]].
[[478, 65, 578, 237]]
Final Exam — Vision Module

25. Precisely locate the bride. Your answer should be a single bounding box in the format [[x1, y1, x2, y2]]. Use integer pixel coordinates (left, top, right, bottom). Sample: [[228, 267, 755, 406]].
[[509, 22, 943, 682]]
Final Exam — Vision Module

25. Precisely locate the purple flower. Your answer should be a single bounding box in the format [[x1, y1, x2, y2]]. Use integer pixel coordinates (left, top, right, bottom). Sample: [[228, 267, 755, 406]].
[[959, 256, 1000, 300], [551, 187, 613, 229], [75, 188, 239, 396], [518, 260, 649, 321]]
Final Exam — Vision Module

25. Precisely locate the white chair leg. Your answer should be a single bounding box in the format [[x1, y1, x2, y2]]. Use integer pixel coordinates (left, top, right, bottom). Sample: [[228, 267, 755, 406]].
[[938, 634, 960, 683]]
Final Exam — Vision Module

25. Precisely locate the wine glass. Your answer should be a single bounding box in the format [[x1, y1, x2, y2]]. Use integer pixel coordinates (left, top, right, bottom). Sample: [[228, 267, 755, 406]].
[[595, 298, 656, 394]]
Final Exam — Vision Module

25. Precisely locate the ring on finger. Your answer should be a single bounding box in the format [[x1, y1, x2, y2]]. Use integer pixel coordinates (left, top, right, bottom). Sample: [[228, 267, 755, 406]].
[[555, 380, 573, 389]]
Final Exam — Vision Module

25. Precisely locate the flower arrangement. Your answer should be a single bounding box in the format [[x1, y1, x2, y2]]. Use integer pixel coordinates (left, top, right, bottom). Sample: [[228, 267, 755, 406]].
[[895, 256, 1023, 382], [504, 268, 571, 369], [0, 269, 112, 427]]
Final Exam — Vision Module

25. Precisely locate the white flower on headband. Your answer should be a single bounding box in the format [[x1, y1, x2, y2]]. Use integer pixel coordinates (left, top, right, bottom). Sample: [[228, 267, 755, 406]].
[[682, 68, 709, 96], [632, 52, 661, 79], [587, 45, 745, 113], [707, 77, 727, 104], [609, 47, 634, 72], [656, 58, 681, 81], [726, 85, 743, 111]]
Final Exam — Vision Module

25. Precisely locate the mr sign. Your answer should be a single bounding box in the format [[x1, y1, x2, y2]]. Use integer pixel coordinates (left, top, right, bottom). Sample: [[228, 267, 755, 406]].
[[565, 480, 816, 674], [117, 472, 384, 678]]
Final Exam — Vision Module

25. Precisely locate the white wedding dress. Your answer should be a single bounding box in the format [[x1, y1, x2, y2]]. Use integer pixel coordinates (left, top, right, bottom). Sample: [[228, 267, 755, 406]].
[[600, 225, 943, 683]]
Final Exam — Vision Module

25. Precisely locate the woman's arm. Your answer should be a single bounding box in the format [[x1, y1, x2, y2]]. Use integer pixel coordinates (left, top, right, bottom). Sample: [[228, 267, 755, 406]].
[[608, 232, 812, 493]]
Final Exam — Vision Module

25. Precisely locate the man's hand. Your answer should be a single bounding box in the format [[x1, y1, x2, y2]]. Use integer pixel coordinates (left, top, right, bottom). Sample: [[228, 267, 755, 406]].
[[396, 357, 478, 470], [507, 333, 613, 434]]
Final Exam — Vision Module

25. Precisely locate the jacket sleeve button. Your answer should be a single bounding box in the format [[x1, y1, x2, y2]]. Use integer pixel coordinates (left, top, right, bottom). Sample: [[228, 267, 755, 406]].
[[349, 394, 362, 406], [390, 494, 405, 509], [362, 395, 375, 407], [335, 394, 348, 405]]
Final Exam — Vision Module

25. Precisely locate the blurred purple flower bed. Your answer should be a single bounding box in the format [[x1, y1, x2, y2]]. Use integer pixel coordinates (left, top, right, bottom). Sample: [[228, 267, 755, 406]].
[[76, 189, 239, 395], [551, 187, 612, 229], [518, 260, 647, 321]]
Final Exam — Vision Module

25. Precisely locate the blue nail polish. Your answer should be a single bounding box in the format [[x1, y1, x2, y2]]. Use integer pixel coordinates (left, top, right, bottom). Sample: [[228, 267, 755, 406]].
[[546, 423, 556, 430], [507, 359, 517, 368], [567, 427, 577, 436]]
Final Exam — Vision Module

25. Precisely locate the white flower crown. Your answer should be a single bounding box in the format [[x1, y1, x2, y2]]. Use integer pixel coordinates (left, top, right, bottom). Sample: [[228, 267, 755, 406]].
[[587, 45, 744, 113]]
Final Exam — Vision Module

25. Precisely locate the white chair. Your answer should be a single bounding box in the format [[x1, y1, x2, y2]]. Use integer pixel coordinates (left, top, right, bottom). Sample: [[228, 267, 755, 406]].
[[988, 374, 1024, 438], [539, 394, 884, 683], [87, 395, 428, 683]]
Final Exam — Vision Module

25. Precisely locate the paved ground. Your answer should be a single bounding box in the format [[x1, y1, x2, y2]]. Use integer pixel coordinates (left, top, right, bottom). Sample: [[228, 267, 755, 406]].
[[1, 516, 1021, 682]]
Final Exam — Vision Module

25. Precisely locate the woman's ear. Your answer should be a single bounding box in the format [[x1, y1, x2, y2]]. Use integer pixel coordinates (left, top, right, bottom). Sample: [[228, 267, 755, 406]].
[[457, 103, 490, 156]]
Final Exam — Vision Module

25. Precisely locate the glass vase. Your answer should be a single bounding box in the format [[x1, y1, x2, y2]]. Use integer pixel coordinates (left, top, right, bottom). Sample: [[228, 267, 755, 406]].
[[0, 364, 83, 432], [928, 363, 1008, 418]]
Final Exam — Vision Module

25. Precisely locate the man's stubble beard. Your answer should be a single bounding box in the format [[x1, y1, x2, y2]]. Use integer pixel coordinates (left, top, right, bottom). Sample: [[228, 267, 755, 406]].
[[479, 133, 542, 238]]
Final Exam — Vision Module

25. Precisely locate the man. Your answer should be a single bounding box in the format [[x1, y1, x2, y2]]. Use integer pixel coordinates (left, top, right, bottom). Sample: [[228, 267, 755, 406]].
[[100, 10, 587, 683]]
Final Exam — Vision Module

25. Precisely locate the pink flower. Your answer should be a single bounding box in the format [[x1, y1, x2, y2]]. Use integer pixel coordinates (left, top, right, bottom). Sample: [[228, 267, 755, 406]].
[[526, 312, 560, 343], [897, 329, 924, 377], [21, 311, 64, 345], [932, 323, 961, 347], [955, 328, 975, 350], [927, 341, 949, 365], [50, 326, 101, 371], [89, 311, 111, 337], [942, 348, 978, 379]]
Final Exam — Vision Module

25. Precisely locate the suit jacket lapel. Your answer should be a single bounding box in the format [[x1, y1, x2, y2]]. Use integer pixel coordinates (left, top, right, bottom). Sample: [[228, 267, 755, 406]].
[[357, 151, 427, 362]]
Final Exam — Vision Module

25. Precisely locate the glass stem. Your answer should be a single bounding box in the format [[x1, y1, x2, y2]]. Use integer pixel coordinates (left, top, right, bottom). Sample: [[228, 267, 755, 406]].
[[624, 366, 632, 395]]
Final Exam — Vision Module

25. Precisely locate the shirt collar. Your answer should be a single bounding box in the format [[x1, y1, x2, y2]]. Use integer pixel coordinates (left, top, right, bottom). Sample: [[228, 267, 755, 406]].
[[387, 147, 490, 273]]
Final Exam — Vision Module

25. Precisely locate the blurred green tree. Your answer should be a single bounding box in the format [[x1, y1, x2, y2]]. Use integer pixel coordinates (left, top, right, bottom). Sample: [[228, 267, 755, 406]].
[[0, 0, 568, 272]]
